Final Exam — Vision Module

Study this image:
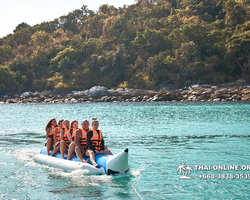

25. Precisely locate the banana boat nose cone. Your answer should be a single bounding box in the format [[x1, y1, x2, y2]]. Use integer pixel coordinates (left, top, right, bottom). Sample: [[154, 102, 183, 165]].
[[106, 149, 129, 175]]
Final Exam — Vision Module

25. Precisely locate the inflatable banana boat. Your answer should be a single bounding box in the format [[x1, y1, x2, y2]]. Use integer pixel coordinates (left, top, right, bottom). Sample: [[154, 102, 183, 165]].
[[34, 148, 129, 175]]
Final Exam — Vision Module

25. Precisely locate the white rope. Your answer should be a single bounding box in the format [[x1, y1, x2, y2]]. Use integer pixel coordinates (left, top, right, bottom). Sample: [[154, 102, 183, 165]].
[[128, 177, 144, 200]]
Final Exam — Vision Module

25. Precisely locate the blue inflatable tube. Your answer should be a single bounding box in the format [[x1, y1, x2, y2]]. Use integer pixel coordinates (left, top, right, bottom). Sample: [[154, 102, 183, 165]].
[[34, 148, 129, 175]]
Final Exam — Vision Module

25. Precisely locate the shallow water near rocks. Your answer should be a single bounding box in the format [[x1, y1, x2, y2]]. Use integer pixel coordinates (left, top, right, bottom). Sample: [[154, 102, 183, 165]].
[[0, 102, 250, 199]]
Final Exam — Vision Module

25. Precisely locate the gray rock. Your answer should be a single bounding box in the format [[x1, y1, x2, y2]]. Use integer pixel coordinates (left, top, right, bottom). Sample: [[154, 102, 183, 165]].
[[221, 82, 234, 88], [73, 91, 86, 97], [108, 90, 121, 96], [89, 86, 110, 98], [130, 97, 139, 102], [111, 97, 119, 102], [13, 94, 20, 98], [235, 79, 247, 86], [33, 91, 41, 97], [6, 99, 15, 103], [41, 90, 52, 97], [116, 88, 124, 92], [100, 96, 110, 102], [201, 84, 211, 88], [189, 84, 200, 89], [20, 92, 33, 98], [187, 95, 196, 101], [71, 98, 78, 103], [71, 90, 78, 94], [152, 95, 163, 101], [213, 98, 221, 102], [162, 93, 171, 101]]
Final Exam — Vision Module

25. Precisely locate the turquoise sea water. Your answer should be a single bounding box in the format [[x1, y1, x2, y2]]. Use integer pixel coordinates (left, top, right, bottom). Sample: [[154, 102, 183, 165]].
[[0, 102, 250, 199]]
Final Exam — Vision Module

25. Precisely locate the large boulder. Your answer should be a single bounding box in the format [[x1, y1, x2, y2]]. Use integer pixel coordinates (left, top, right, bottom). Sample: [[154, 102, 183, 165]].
[[72, 91, 87, 97], [20, 92, 33, 98], [33, 91, 41, 97], [108, 90, 119, 96], [89, 86, 110, 98]]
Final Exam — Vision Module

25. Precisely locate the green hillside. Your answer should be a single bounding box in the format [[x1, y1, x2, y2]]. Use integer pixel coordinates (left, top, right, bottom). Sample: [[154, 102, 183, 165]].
[[1, 0, 250, 94]]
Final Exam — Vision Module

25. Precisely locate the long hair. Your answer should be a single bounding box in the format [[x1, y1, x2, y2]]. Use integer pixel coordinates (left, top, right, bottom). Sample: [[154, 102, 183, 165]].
[[69, 120, 78, 135], [45, 118, 56, 131], [58, 119, 64, 128]]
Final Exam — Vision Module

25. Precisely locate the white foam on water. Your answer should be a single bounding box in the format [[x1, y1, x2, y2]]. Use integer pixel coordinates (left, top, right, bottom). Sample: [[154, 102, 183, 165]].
[[9, 147, 41, 162], [54, 168, 112, 180], [8, 147, 44, 168], [57, 169, 91, 178], [130, 166, 146, 178]]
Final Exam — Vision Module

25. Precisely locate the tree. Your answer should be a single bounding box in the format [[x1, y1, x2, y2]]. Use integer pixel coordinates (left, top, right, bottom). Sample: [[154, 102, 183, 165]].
[[0, 65, 23, 94], [13, 22, 30, 33]]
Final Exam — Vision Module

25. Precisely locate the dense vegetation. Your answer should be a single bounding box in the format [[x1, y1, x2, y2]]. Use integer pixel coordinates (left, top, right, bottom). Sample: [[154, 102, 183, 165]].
[[1, 0, 250, 94]]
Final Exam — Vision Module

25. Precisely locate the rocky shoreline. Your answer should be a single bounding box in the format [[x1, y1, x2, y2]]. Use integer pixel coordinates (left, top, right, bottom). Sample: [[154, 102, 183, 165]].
[[1, 83, 250, 104]]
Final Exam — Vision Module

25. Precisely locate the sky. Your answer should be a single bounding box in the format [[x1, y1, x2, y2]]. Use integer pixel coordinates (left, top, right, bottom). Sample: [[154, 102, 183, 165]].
[[0, 0, 135, 38]]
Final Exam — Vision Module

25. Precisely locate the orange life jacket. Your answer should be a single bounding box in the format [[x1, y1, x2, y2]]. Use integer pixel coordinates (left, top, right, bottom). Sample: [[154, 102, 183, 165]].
[[55, 127, 61, 141], [63, 127, 70, 144], [90, 130, 103, 151], [79, 128, 91, 147], [48, 125, 56, 139], [71, 128, 77, 142]]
